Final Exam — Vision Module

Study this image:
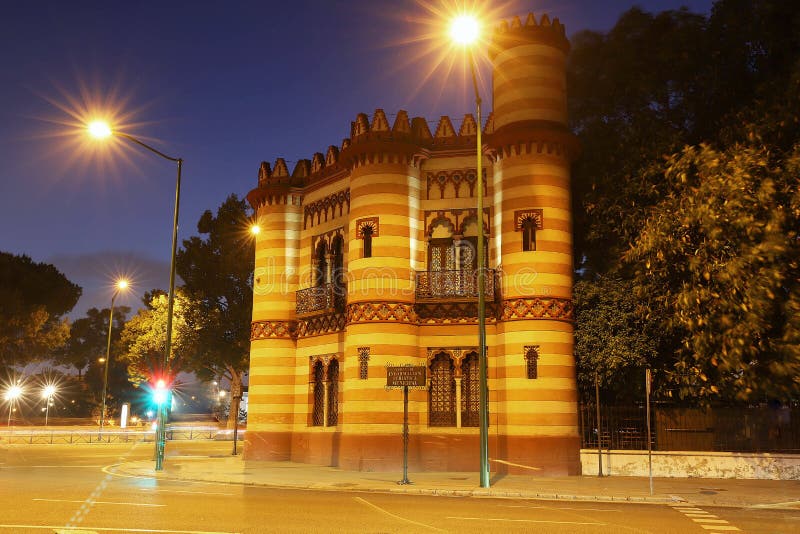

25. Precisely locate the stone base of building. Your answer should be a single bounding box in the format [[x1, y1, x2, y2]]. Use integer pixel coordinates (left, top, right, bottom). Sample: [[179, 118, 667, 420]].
[[244, 431, 581, 476]]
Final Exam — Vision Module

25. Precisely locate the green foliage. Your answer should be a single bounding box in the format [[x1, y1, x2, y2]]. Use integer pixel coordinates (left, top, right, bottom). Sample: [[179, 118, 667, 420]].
[[0, 252, 81, 369], [176, 195, 253, 383], [117, 291, 198, 385], [574, 277, 659, 401], [628, 142, 800, 401]]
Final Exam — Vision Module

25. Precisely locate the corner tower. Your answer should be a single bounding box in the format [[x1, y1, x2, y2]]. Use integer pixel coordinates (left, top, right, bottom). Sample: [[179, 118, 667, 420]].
[[488, 13, 580, 474]]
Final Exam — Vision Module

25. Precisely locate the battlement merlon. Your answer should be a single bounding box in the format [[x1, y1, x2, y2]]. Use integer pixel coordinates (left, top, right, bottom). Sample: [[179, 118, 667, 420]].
[[490, 12, 570, 58], [251, 108, 494, 191]]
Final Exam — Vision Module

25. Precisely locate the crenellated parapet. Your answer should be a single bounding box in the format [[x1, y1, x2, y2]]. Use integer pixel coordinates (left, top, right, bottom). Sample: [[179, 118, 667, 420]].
[[247, 108, 494, 209], [489, 12, 569, 58]]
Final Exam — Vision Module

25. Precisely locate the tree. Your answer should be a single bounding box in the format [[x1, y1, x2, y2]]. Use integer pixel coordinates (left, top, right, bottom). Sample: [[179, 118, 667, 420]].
[[574, 277, 660, 402], [63, 306, 132, 415], [0, 252, 81, 370], [176, 194, 254, 429], [117, 291, 198, 386], [627, 142, 800, 401]]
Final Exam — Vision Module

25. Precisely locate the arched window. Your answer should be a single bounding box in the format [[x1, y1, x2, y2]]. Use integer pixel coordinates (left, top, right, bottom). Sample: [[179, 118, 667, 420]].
[[522, 218, 537, 252], [362, 226, 373, 258], [327, 359, 339, 426], [312, 361, 325, 426], [525, 346, 539, 379], [429, 352, 456, 427], [428, 220, 456, 272], [314, 241, 328, 287], [461, 352, 480, 427]]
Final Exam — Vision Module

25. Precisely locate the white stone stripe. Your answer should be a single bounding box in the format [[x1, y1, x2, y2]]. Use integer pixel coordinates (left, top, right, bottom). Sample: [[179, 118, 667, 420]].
[[691, 519, 729, 523]]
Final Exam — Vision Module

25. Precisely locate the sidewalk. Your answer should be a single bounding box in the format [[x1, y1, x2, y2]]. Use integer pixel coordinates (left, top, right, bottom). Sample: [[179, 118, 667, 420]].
[[115, 455, 800, 510]]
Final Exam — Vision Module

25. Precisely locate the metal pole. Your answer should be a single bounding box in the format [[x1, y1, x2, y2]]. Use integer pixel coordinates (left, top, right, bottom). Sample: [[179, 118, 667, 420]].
[[646, 368, 653, 495], [45, 397, 50, 427], [399, 385, 411, 485], [156, 157, 182, 471], [469, 51, 490, 489], [100, 291, 118, 435], [595, 372, 603, 477], [112, 131, 182, 471]]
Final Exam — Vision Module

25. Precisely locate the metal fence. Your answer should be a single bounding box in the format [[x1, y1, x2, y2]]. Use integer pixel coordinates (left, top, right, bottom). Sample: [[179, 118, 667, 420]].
[[0, 426, 245, 445], [579, 404, 800, 453]]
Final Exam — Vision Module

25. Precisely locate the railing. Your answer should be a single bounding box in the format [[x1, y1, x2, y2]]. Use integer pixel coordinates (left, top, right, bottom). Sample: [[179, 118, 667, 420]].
[[296, 283, 346, 315], [0, 426, 245, 445], [579, 404, 800, 453], [415, 269, 495, 300]]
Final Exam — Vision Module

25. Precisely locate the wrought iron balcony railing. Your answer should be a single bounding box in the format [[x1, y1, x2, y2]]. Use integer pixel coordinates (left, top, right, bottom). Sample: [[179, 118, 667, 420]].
[[415, 269, 495, 300], [296, 283, 346, 315]]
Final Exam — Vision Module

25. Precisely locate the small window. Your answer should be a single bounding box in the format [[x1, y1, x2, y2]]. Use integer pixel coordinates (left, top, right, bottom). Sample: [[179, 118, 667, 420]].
[[358, 347, 370, 379], [514, 209, 543, 252], [524, 346, 539, 379], [327, 359, 339, 426], [362, 226, 373, 258], [522, 219, 537, 252], [312, 361, 325, 425]]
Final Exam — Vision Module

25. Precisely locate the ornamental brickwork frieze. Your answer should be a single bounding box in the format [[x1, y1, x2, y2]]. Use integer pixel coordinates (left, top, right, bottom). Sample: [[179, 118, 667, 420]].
[[416, 301, 498, 325], [303, 189, 350, 229], [251, 320, 297, 340], [296, 313, 347, 338], [501, 297, 573, 322], [346, 301, 417, 324]]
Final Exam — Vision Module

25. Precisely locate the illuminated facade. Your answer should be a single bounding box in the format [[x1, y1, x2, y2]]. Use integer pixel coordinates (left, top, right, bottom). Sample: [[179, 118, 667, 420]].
[[245, 12, 580, 475]]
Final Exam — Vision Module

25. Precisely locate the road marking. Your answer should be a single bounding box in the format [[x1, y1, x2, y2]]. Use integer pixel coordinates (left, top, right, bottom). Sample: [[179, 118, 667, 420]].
[[447, 516, 606, 525], [670, 504, 741, 532], [752, 500, 800, 508], [355, 496, 446, 532], [500, 504, 621, 512], [143, 488, 235, 496], [0, 526, 239, 533], [32, 498, 165, 507]]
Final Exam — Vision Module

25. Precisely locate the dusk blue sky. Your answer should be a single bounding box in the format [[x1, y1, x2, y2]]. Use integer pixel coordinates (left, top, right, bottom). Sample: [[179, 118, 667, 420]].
[[1, 0, 713, 316]]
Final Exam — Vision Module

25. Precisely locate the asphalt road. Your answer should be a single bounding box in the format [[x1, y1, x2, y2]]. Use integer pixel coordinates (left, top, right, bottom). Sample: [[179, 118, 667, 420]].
[[1, 441, 798, 533]]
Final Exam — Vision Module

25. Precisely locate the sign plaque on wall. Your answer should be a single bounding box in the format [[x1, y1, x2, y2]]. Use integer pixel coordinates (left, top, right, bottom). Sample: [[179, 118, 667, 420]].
[[386, 365, 427, 388]]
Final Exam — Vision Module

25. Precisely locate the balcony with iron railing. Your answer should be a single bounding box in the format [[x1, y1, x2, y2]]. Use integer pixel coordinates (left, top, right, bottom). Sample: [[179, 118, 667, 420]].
[[296, 283, 347, 316], [415, 269, 495, 300]]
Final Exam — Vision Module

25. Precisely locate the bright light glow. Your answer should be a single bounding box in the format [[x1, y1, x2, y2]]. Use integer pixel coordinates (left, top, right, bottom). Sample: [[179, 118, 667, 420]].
[[250, 224, 261, 236], [219, 390, 226, 398], [42, 385, 57, 399], [98, 357, 106, 363], [87, 120, 112, 139], [449, 15, 480, 45], [116, 279, 129, 290], [4, 385, 23, 402], [153, 379, 168, 405]]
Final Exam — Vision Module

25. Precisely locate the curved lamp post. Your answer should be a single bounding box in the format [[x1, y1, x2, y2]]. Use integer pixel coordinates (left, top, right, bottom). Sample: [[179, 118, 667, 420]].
[[5, 384, 23, 428], [449, 14, 490, 488], [99, 278, 128, 434], [88, 121, 183, 471], [42, 384, 57, 427]]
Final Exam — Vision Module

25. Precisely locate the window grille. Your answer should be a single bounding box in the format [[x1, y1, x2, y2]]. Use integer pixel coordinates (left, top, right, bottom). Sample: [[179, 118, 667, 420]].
[[429, 353, 456, 426], [312, 361, 325, 426], [358, 347, 370, 379], [524, 346, 539, 379], [461, 352, 480, 427], [327, 359, 339, 426]]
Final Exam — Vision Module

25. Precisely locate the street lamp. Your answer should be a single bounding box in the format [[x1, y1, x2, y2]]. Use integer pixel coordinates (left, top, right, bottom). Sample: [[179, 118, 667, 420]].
[[449, 14, 490, 488], [100, 278, 129, 434], [41, 384, 56, 426], [88, 120, 182, 471], [4, 384, 23, 428]]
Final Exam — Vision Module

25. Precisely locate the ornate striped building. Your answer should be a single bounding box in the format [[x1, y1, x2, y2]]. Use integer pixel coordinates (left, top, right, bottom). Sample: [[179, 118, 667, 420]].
[[245, 12, 580, 475]]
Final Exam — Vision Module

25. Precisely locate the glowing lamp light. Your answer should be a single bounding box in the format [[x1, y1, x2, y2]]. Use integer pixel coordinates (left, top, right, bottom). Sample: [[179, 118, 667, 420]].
[[250, 224, 261, 236], [4, 385, 23, 402], [87, 120, 113, 139], [449, 15, 480, 45], [153, 379, 168, 406], [117, 279, 129, 290], [42, 385, 57, 399]]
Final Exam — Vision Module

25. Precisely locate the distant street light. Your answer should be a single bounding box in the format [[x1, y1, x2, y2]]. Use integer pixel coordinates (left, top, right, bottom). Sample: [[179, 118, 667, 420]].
[[42, 384, 57, 426], [4, 384, 23, 428], [448, 13, 490, 489], [100, 278, 129, 434], [87, 120, 182, 472], [250, 224, 261, 236]]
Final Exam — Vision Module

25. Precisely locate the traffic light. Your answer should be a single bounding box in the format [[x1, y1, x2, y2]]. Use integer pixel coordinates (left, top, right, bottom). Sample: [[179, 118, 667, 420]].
[[152, 378, 169, 407]]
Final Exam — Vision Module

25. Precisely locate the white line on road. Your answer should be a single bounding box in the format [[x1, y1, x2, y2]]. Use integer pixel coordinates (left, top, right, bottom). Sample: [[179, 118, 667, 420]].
[[500, 504, 622, 512], [143, 488, 235, 496], [0, 525, 239, 534], [355, 496, 446, 532], [32, 498, 166, 507], [447, 516, 606, 525]]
